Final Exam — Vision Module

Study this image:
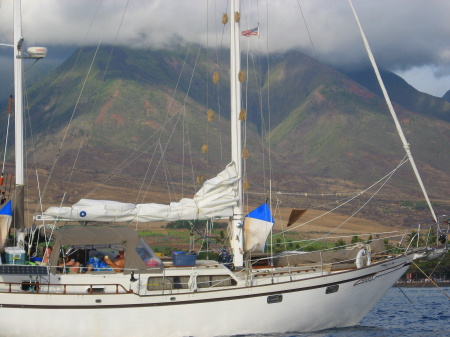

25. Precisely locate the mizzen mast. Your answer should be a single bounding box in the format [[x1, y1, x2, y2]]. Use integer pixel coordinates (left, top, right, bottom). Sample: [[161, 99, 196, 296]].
[[12, 0, 25, 229], [11, 0, 46, 229]]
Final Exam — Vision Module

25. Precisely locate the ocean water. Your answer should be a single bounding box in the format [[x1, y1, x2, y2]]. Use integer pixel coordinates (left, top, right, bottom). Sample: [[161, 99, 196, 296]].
[[234, 287, 450, 337]]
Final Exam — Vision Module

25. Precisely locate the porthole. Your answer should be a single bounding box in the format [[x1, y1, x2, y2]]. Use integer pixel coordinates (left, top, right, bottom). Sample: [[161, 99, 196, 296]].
[[267, 294, 283, 304], [325, 285, 339, 294]]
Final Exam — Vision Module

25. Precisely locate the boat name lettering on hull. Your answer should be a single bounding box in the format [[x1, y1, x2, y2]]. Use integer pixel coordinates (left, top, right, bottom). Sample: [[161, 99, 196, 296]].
[[354, 274, 377, 286]]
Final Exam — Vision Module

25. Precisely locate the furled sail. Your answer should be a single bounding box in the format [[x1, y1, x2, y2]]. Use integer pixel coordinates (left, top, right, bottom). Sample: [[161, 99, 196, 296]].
[[243, 203, 274, 252], [40, 162, 239, 223]]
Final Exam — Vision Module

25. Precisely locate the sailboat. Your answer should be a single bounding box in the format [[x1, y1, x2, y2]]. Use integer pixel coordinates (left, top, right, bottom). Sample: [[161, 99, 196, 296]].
[[0, 1, 447, 336]]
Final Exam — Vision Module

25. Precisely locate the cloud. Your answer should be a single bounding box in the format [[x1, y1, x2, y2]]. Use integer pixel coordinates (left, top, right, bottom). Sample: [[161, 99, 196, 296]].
[[396, 65, 450, 98], [1, 0, 450, 96]]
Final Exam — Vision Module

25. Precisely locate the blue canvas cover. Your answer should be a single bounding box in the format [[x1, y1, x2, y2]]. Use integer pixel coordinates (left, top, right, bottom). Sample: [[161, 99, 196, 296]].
[[244, 203, 274, 252], [246, 203, 274, 223], [0, 200, 13, 216]]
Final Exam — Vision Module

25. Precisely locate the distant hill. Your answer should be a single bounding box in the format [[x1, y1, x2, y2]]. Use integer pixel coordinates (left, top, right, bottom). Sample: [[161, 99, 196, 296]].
[[344, 68, 450, 122], [261, 58, 450, 197], [443, 90, 450, 103], [3, 46, 450, 211]]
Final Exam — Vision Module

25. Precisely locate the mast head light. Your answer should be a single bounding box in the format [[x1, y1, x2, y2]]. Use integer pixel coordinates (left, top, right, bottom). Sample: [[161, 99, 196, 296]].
[[26, 46, 47, 59]]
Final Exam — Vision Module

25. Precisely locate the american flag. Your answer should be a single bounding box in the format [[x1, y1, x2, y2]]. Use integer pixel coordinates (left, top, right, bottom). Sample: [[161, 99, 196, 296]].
[[241, 27, 259, 37]]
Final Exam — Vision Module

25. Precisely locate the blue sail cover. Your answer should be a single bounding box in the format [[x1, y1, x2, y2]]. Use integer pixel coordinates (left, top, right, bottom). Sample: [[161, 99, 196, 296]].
[[0, 200, 12, 250], [246, 203, 274, 223], [244, 203, 274, 252], [0, 200, 12, 216]]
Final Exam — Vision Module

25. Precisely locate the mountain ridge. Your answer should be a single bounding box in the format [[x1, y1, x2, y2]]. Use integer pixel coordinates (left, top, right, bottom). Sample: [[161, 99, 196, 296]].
[[2, 46, 449, 219], [344, 67, 450, 122]]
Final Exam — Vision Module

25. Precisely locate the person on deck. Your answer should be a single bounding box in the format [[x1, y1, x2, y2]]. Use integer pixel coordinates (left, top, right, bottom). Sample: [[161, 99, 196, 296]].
[[104, 254, 125, 272], [115, 250, 124, 260], [42, 246, 52, 265], [58, 256, 81, 273]]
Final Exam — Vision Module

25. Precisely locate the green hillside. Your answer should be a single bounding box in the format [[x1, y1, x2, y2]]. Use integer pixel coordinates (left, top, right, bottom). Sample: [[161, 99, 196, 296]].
[[7, 46, 450, 207]]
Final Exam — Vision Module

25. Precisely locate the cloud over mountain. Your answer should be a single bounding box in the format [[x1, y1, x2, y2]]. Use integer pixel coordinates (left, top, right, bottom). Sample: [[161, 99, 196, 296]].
[[1, 0, 450, 96]]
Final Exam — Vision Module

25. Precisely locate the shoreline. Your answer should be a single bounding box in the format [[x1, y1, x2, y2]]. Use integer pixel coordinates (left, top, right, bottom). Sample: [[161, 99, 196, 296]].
[[396, 281, 450, 288]]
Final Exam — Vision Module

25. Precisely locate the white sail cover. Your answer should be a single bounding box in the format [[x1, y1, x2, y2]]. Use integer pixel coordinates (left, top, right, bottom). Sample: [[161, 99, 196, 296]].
[[41, 162, 239, 223]]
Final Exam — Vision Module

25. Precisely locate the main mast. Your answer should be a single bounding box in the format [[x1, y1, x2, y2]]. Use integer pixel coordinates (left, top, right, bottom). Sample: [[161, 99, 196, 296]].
[[230, 0, 244, 268]]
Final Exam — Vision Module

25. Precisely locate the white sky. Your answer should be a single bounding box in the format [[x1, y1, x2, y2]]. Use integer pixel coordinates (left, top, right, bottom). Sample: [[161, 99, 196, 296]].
[[1, 0, 450, 97]]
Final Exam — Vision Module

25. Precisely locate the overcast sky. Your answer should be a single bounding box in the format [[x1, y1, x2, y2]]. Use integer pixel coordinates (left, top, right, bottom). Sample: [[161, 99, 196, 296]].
[[1, 0, 450, 97]]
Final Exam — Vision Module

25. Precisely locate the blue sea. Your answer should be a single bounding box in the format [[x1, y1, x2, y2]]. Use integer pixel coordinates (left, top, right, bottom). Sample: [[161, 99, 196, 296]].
[[234, 287, 450, 337]]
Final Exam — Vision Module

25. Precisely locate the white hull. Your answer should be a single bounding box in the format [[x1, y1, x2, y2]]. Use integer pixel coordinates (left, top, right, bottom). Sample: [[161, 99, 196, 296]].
[[0, 255, 411, 337]]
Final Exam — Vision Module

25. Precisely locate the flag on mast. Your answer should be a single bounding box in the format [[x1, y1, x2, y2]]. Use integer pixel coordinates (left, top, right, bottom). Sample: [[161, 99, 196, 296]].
[[241, 26, 259, 37]]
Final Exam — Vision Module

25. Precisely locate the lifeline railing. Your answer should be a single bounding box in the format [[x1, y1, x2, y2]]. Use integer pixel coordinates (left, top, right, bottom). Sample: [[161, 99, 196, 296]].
[[0, 280, 131, 294]]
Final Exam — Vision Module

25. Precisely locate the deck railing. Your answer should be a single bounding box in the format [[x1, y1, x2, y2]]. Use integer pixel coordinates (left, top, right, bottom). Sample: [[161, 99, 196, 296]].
[[0, 280, 132, 295]]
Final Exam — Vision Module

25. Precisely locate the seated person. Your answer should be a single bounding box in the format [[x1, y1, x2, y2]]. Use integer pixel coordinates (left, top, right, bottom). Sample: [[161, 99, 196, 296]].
[[115, 249, 124, 260], [104, 254, 125, 272], [86, 255, 114, 272], [37, 246, 52, 265], [58, 256, 81, 273]]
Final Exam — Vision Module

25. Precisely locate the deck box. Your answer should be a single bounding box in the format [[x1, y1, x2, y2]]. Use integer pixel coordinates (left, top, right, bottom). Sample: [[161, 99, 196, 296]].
[[5, 247, 26, 265], [172, 252, 196, 266]]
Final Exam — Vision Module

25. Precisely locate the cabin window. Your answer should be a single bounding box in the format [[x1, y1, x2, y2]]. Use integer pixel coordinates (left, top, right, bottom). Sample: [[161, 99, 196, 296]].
[[146, 277, 174, 291], [146, 276, 189, 291], [173, 276, 190, 289], [135, 238, 163, 268], [211, 275, 236, 287], [147, 275, 236, 291], [197, 275, 236, 288], [196, 276, 211, 288]]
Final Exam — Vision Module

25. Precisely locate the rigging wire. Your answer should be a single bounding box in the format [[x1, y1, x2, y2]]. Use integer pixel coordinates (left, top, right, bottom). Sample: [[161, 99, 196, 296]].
[[86, 44, 196, 199], [2, 96, 12, 174], [53, 39, 106, 207], [22, 71, 46, 219], [203, 0, 211, 178], [270, 230, 402, 248], [294, 157, 409, 251], [279, 156, 409, 235], [296, 0, 318, 60], [394, 284, 414, 304], [64, 0, 131, 197], [209, 0, 228, 168], [89, 43, 205, 207], [264, 0, 273, 196], [240, 2, 250, 210], [412, 259, 450, 301], [274, 197, 291, 255], [184, 115, 196, 200], [37, 0, 106, 210], [160, 142, 175, 203], [240, 0, 271, 209], [349, 0, 437, 224], [138, 45, 203, 204], [135, 141, 160, 205]]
